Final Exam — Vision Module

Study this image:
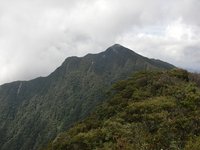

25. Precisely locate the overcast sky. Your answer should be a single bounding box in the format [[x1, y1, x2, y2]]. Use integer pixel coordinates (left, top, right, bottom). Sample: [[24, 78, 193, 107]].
[[0, 0, 200, 84]]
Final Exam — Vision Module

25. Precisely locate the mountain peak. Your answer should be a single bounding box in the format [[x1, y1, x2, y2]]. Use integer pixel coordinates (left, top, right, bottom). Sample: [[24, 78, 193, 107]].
[[110, 43, 123, 48], [108, 44, 128, 51], [58, 44, 174, 76], [104, 44, 134, 56], [84, 44, 133, 59]]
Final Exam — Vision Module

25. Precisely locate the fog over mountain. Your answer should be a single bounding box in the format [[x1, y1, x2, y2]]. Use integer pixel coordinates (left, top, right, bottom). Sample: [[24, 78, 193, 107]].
[[0, 0, 200, 84]]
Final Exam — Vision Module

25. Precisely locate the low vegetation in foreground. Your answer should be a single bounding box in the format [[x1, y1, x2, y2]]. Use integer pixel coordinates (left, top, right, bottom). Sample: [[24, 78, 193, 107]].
[[44, 69, 200, 150]]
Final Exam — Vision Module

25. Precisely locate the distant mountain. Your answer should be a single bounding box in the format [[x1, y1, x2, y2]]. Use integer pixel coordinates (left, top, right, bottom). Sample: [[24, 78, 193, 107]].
[[0, 44, 175, 150], [44, 69, 200, 150]]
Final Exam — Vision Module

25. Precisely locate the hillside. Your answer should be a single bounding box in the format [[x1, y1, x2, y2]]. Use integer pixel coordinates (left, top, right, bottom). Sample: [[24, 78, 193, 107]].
[[44, 69, 200, 150], [0, 44, 174, 150]]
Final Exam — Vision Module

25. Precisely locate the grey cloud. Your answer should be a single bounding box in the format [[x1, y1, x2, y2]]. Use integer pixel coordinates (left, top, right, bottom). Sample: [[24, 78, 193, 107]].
[[0, 0, 200, 84], [183, 46, 200, 67]]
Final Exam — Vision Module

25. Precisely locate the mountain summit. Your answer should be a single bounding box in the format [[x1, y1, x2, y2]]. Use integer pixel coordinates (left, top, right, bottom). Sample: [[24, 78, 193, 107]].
[[51, 44, 174, 80], [0, 44, 175, 150]]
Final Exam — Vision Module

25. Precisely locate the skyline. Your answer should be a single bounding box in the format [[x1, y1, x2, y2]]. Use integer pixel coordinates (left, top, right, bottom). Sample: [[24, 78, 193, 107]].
[[0, 0, 200, 84]]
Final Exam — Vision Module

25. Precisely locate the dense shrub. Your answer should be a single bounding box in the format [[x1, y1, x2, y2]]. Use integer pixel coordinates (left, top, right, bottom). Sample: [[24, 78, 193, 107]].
[[44, 69, 200, 150]]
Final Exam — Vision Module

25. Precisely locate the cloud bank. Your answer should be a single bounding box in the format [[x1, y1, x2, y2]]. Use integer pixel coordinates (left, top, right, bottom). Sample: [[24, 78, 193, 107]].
[[0, 0, 200, 84]]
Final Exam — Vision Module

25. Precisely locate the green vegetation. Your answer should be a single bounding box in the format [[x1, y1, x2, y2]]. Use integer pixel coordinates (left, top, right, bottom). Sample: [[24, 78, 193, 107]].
[[0, 44, 175, 150], [45, 69, 200, 150]]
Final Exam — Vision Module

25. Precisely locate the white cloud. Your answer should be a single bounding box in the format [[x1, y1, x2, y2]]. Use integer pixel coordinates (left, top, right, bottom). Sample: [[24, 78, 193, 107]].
[[116, 18, 200, 70]]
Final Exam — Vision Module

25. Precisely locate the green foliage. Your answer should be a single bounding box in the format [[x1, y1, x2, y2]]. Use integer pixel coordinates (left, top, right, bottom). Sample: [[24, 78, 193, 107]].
[[189, 72, 200, 87], [44, 69, 200, 150], [185, 136, 200, 150]]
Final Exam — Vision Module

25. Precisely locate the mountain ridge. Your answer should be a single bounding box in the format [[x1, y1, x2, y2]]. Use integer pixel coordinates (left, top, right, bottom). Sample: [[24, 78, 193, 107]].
[[0, 44, 174, 87]]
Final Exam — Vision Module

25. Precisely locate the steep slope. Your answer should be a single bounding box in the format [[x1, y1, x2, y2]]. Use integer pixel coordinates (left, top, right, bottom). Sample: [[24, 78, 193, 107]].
[[0, 44, 174, 150], [45, 69, 200, 150]]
